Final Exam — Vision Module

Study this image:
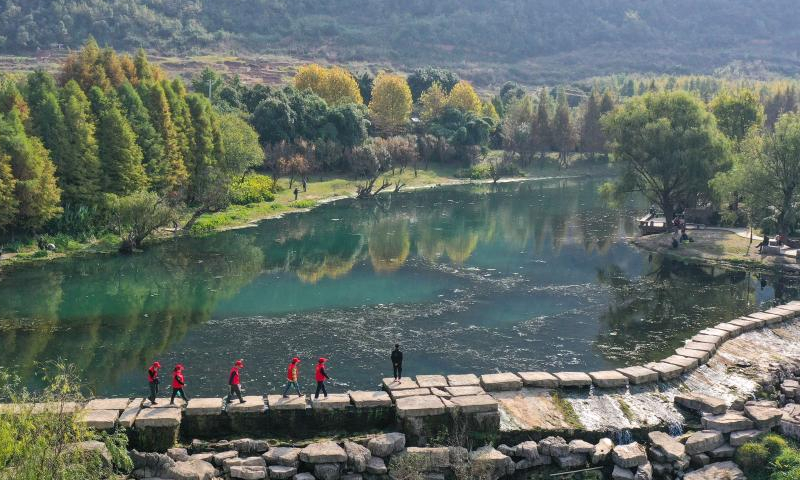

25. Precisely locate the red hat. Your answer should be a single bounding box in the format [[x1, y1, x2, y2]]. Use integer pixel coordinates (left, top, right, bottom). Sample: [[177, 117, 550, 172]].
[[175, 364, 184, 371], [152, 361, 161, 368], [318, 358, 327, 363], [292, 357, 301, 363], [235, 359, 244, 367]]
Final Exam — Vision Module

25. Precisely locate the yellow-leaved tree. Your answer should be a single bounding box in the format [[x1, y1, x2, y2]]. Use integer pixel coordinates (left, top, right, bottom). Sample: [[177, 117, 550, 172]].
[[294, 64, 362, 106], [447, 80, 482, 114], [294, 64, 329, 97], [419, 82, 447, 123], [369, 72, 413, 136]]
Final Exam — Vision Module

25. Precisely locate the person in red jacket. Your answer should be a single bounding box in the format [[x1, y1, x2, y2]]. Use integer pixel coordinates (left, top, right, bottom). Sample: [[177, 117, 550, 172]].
[[282, 357, 302, 398], [147, 361, 161, 404], [314, 358, 330, 399], [170, 364, 189, 405], [227, 359, 246, 404]]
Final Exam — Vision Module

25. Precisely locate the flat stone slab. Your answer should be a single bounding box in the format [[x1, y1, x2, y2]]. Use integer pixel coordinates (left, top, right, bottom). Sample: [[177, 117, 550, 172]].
[[382, 377, 419, 390], [698, 327, 729, 340], [662, 355, 698, 371], [186, 398, 224, 416], [349, 391, 392, 408], [118, 404, 140, 428], [729, 318, 760, 331], [747, 311, 782, 324], [674, 393, 727, 415], [648, 431, 685, 461], [553, 371, 592, 387], [683, 342, 716, 356], [135, 405, 182, 427], [612, 442, 647, 468], [616, 366, 658, 384], [683, 461, 745, 480], [448, 395, 498, 413], [765, 307, 796, 319], [740, 315, 767, 327], [518, 371, 560, 388], [447, 374, 480, 386], [395, 395, 446, 418], [311, 394, 350, 410], [389, 388, 431, 400], [444, 385, 485, 396], [415, 375, 448, 388], [266, 395, 304, 411], [691, 334, 722, 346], [480, 372, 523, 391], [228, 396, 266, 413], [85, 398, 130, 411], [713, 322, 742, 336], [589, 370, 628, 388], [675, 347, 710, 363], [702, 411, 754, 433], [80, 409, 119, 429], [263, 446, 301, 466], [645, 362, 683, 380], [299, 441, 347, 464], [730, 429, 764, 447], [268, 465, 297, 479], [685, 430, 724, 455], [143, 398, 185, 408], [745, 404, 783, 429]]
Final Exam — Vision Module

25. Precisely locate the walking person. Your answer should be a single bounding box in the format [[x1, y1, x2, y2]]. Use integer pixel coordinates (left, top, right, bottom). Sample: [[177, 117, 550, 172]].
[[302, 177, 307, 192], [391, 344, 403, 381], [314, 358, 330, 399], [227, 359, 246, 404], [170, 364, 189, 405], [293, 187, 299, 201], [282, 357, 302, 398], [147, 361, 161, 405]]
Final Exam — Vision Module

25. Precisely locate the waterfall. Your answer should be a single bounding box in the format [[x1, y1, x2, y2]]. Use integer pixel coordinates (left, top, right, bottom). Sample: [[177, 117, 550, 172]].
[[667, 422, 683, 436], [614, 429, 633, 445]]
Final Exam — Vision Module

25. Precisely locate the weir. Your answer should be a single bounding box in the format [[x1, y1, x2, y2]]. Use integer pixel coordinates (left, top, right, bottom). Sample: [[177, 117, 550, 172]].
[[4, 302, 800, 453]]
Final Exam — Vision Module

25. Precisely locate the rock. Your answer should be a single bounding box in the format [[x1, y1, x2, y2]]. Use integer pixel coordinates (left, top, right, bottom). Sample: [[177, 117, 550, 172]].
[[517, 371, 560, 388], [135, 406, 182, 428], [479, 372, 523, 391], [169, 459, 216, 480], [395, 395, 446, 418], [469, 446, 515, 480], [382, 377, 419, 390], [263, 447, 301, 467], [635, 462, 652, 480], [190, 453, 214, 463], [569, 439, 594, 454], [690, 453, 710, 469], [684, 430, 724, 455], [612, 465, 635, 480], [185, 398, 223, 416], [212, 450, 238, 466], [708, 443, 735, 459], [314, 463, 342, 480], [268, 465, 298, 480], [661, 355, 698, 372], [497, 444, 514, 456], [745, 404, 783, 429], [592, 438, 614, 464], [130, 450, 176, 478], [344, 440, 371, 473], [682, 461, 745, 480], [730, 429, 764, 446], [612, 442, 647, 468], [446, 374, 480, 386], [300, 441, 347, 464], [294, 474, 315, 480], [415, 375, 448, 388], [443, 386, 485, 397], [67, 441, 112, 469], [232, 438, 269, 454], [167, 448, 190, 462], [405, 447, 450, 469], [616, 366, 659, 385], [552, 371, 592, 387], [702, 411, 754, 433], [349, 391, 392, 408], [513, 441, 539, 460], [448, 394, 498, 414], [367, 433, 405, 457], [674, 393, 727, 415], [555, 453, 587, 468], [515, 455, 551, 469], [80, 409, 119, 429], [341, 475, 362, 480], [229, 465, 266, 480], [646, 362, 683, 380], [388, 388, 431, 400], [366, 456, 387, 475], [652, 462, 671, 477], [647, 431, 685, 461], [449, 446, 469, 465], [224, 456, 266, 473], [589, 370, 629, 388], [539, 436, 569, 457]]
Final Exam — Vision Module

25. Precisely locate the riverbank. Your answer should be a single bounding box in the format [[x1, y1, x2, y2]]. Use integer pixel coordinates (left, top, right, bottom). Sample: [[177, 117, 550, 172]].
[[0, 159, 617, 269], [631, 229, 800, 273]]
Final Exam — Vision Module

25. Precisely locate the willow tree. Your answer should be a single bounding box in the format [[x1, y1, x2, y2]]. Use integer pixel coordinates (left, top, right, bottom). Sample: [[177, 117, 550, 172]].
[[602, 91, 730, 225]]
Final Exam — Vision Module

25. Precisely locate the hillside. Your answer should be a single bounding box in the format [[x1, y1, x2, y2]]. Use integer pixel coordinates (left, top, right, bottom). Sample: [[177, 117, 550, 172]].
[[2, 1, 800, 83]]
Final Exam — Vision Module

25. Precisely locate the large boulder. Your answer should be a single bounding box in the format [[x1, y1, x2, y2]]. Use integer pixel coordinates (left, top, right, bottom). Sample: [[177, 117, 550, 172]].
[[513, 441, 540, 461], [569, 440, 594, 454], [674, 393, 727, 415], [314, 463, 342, 480], [169, 459, 217, 480], [683, 461, 745, 480], [684, 430, 724, 455], [612, 443, 647, 468], [366, 456, 388, 475], [647, 431, 685, 461], [212, 450, 238, 466], [469, 446, 515, 480], [539, 436, 569, 457], [300, 441, 348, 464], [129, 450, 176, 479], [263, 446, 301, 467], [744, 405, 783, 429], [268, 465, 297, 479], [167, 448, 190, 462], [344, 440, 372, 473], [367, 433, 405, 457], [592, 438, 614, 465], [612, 465, 635, 480], [634, 462, 652, 480]]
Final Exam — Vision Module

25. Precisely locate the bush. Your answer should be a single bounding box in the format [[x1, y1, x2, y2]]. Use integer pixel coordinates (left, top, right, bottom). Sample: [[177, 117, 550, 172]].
[[736, 442, 770, 471], [456, 163, 492, 179], [289, 199, 316, 209], [764, 433, 790, 458], [31, 250, 48, 258], [775, 448, 800, 472], [230, 174, 276, 205]]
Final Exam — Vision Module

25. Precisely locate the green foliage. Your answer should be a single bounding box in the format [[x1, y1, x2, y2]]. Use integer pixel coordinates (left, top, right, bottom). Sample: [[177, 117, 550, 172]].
[[710, 89, 765, 142], [107, 190, 177, 251], [427, 107, 493, 147], [764, 434, 791, 458], [735, 442, 771, 471], [97, 429, 133, 474], [456, 163, 491, 180], [289, 199, 316, 209], [407, 67, 460, 101], [230, 174, 276, 205]]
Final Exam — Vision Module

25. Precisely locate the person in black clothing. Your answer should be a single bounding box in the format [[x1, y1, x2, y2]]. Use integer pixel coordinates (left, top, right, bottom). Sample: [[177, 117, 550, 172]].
[[314, 358, 330, 399], [302, 177, 308, 192], [756, 235, 770, 253], [294, 187, 299, 200], [391, 344, 403, 381]]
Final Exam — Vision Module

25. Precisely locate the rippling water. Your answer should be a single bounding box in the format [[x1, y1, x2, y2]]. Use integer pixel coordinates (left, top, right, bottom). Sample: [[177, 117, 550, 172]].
[[0, 178, 796, 396]]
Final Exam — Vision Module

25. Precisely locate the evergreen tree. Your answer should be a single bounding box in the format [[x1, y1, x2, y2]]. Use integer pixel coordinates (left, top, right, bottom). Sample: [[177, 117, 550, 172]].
[[531, 89, 551, 157], [89, 87, 147, 195], [134, 49, 154, 84], [118, 82, 165, 185], [551, 92, 577, 167], [163, 80, 193, 172], [579, 88, 604, 154], [185, 94, 219, 204], [0, 153, 17, 230], [25, 72, 67, 168], [0, 80, 30, 122], [58, 80, 102, 205], [143, 82, 187, 193], [600, 89, 616, 115], [0, 109, 62, 230]]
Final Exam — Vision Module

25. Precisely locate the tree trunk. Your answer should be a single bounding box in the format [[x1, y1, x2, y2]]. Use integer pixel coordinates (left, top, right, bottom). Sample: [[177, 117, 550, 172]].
[[183, 207, 210, 232]]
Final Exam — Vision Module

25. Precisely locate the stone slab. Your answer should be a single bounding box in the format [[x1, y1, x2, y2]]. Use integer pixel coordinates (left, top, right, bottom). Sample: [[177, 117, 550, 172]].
[[713, 323, 742, 336], [702, 411, 754, 433], [648, 431, 685, 461], [395, 395, 446, 418], [299, 441, 347, 464], [662, 355, 699, 371], [447, 395, 498, 413], [80, 409, 119, 429], [683, 461, 744, 480], [589, 370, 628, 388], [747, 311, 782, 324], [266, 395, 304, 411], [444, 386, 485, 397], [447, 374, 480, 386], [730, 429, 764, 447], [382, 377, 419, 390], [729, 318, 760, 331], [553, 371, 592, 387], [645, 362, 683, 380], [698, 328, 729, 340], [683, 342, 716, 354], [685, 430, 724, 455], [675, 347, 710, 363], [118, 404, 140, 428], [674, 393, 727, 415], [765, 307, 796, 319], [311, 394, 350, 410], [228, 396, 266, 413], [518, 371, 560, 388], [745, 404, 783, 429], [349, 391, 392, 408], [389, 388, 431, 400], [740, 315, 767, 327], [135, 405, 182, 427], [85, 398, 130, 411], [690, 334, 721, 347], [185, 398, 224, 416], [143, 398, 185, 408], [415, 375, 448, 388], [616, 366, 658, 384], [480, 372, 523, 391]]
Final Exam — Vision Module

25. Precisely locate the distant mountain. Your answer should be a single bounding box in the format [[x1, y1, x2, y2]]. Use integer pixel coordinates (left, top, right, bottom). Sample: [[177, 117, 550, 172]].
[[3, 0, 799, 82]]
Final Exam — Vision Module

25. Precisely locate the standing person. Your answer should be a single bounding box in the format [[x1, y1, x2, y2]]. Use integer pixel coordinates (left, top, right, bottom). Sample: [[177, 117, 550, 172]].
[[314, 358, 330, 399], [293, 187, 299, 201], [170, 364, 189, 405], [147, 361, 161, 405], [302, 177, 307, 192], [282, 357, 302, 398], [227, 359, 246, 404], [391, 344, 403, 381]]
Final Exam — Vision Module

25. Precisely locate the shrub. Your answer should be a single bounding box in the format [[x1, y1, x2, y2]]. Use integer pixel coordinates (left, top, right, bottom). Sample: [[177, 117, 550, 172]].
[[736, 442, 770, 471], [289, 199, 316, 209], [774, 448, 800, 472], [763, 433, 790, 458], [32, 250, 48, 258], [230, 174, 276, 205], [456, 163, 492, 179]]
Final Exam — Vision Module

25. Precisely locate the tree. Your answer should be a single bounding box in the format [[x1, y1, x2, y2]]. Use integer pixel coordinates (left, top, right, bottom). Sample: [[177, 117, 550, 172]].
[[550, 93, 577, 167], [0, 153, 17, 230], [108, 190, 177, 253], [407, 67, 460, 101], [325, 103, 369, 147], [324, 67, 363, 106], [531, 89, 552, 158], [0, 109, 61, 230], [163, 80, 193, 168], [278, 154, 309, 189], [501, 95, 535, 164], [294, 64, 329, 99], [118, 82, 165, 185], [218, 113, 264, 180], [58, 80, 102, 206], [602, 90, 730, 226], [356, 72, 374, 104], [446, 81, 482, 114], [185, 94, 221, 205], [580, 88, 605, 155], [710, 89, 765, 143], [418, 83, 448, 123], [369, 73, 413, 136], [252, 95, 295, 144], [144, 82, 187, 193]]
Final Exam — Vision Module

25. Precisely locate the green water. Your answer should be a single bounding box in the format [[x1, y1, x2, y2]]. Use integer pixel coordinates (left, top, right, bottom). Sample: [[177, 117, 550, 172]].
[[0, 178, 795, 396]]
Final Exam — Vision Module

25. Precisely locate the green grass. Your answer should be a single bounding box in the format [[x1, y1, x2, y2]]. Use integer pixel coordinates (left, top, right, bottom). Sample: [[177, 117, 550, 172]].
[[616, 397, 636, 422], [551, 391, 583, 430], [189, 202, 287, 235]]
